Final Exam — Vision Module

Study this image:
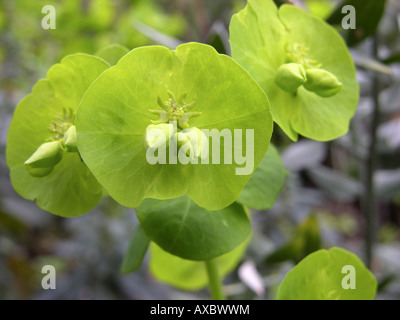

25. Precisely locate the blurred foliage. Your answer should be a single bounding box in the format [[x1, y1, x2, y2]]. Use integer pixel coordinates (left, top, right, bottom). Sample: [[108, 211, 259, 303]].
[[0, 0, 400, 300], [0, 0, 186, 89], [305, 0, 334, 19], [266, 214, 321, 264], [327, 0, 387, 46]]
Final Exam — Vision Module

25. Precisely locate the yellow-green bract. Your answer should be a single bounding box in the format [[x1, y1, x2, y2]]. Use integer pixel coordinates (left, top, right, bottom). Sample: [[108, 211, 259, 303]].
[[76, 42, 273, 210], [277, 247, 377, 300], [6, 54, 110, 217], [230, 0, 359, 141]]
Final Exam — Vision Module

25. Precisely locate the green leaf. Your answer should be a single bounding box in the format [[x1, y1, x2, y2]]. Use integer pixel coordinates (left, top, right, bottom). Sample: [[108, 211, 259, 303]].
[[96, 44, 130, 66], [121, 224, 150, 274], [327, 0, 387, 46], [266, 214, 321, 264], [230, 0, 359, 141], [6, 54, 109, 217], [76, 43, 273, 210], [149, 237, 250, 290], [237, 145, 286, 210], [277, 247, 377, 300], [136, 195, 251, 261]]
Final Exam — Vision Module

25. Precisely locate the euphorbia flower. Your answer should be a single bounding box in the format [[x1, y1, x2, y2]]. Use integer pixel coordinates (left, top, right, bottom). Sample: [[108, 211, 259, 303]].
[[76, 43, 273, 210], [230, 0, 359, 141], [6, 54, 109, 217]]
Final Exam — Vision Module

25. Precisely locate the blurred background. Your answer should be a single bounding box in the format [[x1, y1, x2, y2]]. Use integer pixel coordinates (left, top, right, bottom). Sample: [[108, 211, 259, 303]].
[[0, 0, 399, 299]]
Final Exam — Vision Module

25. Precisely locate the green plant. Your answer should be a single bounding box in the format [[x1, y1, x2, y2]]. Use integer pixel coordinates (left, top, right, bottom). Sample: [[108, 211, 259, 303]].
[[6, 54, 109, 216], [229, 0, 358, 141], [277, 248, 377, 300], [75, 42, 273, 210], [6, 0, 378, 300]]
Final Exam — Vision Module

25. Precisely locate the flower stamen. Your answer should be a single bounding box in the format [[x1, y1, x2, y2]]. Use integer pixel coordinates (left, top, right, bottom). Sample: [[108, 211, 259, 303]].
[[150, 91, 200, 129]]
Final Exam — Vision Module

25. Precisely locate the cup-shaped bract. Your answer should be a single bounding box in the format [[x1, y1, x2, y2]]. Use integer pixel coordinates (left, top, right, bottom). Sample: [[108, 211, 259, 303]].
[[277, 247, 377, 300], [76, 43, 273, 210], [6, 54, 109, 217], [230, 0, 359, 141]]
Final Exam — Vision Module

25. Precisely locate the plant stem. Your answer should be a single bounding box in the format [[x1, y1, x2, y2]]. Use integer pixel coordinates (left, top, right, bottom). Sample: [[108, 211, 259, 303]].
[[205, 259, 225, 300], [362, 36, 380, 268]]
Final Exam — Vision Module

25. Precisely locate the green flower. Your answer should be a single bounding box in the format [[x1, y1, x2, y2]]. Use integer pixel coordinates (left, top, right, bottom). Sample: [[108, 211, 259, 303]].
[[6, 54, 109, 217], [230, 0, 359, 141], [76, 43, 273, 210]]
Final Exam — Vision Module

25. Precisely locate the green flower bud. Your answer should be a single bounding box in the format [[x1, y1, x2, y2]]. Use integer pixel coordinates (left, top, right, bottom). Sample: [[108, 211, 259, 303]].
[[274, 63, 307, 93], [172, 131, 190, 157], [183, 127, 208, 160], [61, 125, 78, 153], [24, 141, 63, 177], [304, 68, 343, 97], [144, 123, 175, 150], [173, 127, 208, 160]]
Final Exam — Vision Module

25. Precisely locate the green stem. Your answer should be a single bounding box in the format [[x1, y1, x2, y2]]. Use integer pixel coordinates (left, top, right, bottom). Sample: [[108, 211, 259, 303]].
[[363, 36, 380, 268], [205, 259, 225, 300]]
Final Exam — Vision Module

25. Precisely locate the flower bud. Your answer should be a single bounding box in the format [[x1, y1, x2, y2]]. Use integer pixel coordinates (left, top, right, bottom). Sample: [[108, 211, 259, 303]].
[[274, 63, 306, 93], [144, 123, 175, 150], [172, 131, 191, 157], [182, 127, 208, 160], [24, 141, 63, 177], [304, 68, 342, 97], [61, 125, 78, 153], [173, 127, 208, 160]]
